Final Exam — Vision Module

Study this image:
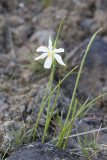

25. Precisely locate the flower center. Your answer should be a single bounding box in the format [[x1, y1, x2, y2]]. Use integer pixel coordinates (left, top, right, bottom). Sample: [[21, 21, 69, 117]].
[[48, 50, 53, 57]]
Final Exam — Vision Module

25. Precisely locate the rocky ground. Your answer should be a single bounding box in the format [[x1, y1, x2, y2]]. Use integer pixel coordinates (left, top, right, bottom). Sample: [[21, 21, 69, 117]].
[[0, 0, 107, 159]]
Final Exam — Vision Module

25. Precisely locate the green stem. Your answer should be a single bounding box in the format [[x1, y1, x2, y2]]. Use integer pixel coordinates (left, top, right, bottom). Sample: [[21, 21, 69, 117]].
[[42, 66, 55, 142], [2, 144, 11, 160], [54, 16, 66, 49], [33, 79, 50, 141], [46, 80, 60, 135]]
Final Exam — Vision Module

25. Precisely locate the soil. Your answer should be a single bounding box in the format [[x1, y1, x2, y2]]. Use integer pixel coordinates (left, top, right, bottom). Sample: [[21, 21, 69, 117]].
[[0, 0, 107, 160]]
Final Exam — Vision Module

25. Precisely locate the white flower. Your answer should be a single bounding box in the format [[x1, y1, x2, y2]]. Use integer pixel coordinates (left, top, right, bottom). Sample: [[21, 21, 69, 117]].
[[34, 38, 66, 69]]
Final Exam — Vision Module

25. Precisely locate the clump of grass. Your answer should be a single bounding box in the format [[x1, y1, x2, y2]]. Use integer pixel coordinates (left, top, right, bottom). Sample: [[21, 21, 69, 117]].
[[77, 135, 98, 160], [7, 119, 34, 147]]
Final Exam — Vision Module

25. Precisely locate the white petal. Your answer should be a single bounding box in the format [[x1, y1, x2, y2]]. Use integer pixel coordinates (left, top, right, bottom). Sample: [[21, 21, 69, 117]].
[[36, 46, 49, 52], [48, 37, 53, 50], [44, 55, 52, 69], [34, 53, 48, 60], [53, 48, 64, 53], [53, 53, 66, 66]]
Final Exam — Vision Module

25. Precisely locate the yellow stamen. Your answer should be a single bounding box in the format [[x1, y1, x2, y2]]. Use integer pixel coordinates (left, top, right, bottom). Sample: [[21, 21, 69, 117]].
[[48, 50, 53, 57], [48, 53, 51, 57]]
